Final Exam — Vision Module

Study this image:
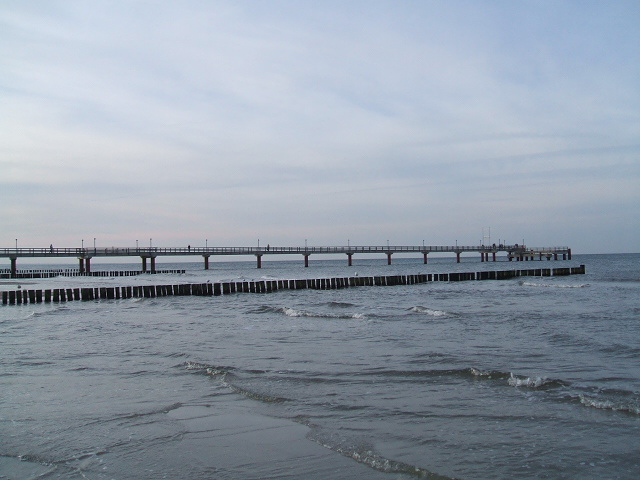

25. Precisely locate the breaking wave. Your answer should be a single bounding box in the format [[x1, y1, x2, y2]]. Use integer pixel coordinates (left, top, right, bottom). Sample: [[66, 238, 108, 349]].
[[507, 372, 568, 388], [253, 305, 366, 319], [307, 432, 459, 479], [409, 306, 450, 316], [578, 390, 640, 416], [518, 280, 589, 288], [184, 361, 288, 403]]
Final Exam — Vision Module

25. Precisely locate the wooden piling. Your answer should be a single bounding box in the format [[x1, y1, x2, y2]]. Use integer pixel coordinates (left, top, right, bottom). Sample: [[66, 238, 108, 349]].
[[2, 262, 589, 307]]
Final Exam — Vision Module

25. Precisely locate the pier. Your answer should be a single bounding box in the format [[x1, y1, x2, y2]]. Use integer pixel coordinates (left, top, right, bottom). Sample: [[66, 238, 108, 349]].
[[1, 244, 571, 277], [1, 265, 586, 306]]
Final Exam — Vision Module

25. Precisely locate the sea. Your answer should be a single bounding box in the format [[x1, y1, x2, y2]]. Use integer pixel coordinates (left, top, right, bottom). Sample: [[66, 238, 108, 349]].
[[1, 253, 639, 480]]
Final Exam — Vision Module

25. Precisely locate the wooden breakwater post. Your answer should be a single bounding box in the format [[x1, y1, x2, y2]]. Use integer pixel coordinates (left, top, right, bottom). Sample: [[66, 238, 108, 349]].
[[0, 269, 186, 280], [0, 265, 586, 306]]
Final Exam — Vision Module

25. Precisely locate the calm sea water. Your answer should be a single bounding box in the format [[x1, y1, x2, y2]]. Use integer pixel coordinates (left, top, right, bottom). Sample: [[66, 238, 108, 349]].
[[1, 254, 639, 479]]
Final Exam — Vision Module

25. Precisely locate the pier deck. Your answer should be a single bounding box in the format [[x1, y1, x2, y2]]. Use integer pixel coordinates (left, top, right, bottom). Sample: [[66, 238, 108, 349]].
[[1, 244, 571, 276]]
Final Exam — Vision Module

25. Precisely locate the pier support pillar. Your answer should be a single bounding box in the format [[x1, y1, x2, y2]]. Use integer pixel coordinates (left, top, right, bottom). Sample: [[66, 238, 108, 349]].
[[456, 252, 461, 263], [10, 257, 17, 278], [304, 255, 310, 267], [423, 253, 428, 264], [85, 257, 91, 273], [256, 254, 262, 269], [150, 257, 156, 274], [387, 253, 392, 265], [347, 253, 353, 266], [78, 258, 85, 274], [492, 252, 496, 262], [554, 253, 558, 260], [141, 256, 147, 273], [203, 255, 210, 270], [568, 248, 572, 260], [563, 253, 566, 260], [481, 252, 485, 262]]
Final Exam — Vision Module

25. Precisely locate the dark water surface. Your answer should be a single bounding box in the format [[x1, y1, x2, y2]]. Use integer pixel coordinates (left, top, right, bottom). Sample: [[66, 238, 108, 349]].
[[1, 254, 639, 479]]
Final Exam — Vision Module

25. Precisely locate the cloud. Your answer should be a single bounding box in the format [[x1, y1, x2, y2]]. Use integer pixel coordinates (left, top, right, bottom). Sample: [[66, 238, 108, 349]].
[[1, 0, 639, 254]]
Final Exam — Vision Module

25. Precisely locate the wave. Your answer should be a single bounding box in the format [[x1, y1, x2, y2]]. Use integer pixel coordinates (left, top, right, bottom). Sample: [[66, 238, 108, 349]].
[[359, 367, 573, 392], [359, 367, 511, 382], [186, 361, 640, 421], [308, 432, 458, 479], [409, 306, 450, 316], [253, 305, 366, 320], [578, 394, 640, 415], [602, 277, 640, 283], [507, 373, 640, 415], [507, 372, 568, 388], [184, 361, 232, 377], [183, 361, 288, 403], [575, 386, 640, 415], [327, 301, 357, 308], [518, 280, 589, 288]]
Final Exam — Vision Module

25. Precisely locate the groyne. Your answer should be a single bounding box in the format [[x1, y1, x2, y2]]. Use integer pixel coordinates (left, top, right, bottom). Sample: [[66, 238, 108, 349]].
[[0, 269, 185, 279], [2, 265, 585, 306]]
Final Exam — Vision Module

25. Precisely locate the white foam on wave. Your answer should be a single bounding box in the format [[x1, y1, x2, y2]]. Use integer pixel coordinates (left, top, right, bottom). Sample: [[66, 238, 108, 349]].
[[579, 394, 640, 415], [184, 361, 227, 378], [470, 367, 495, 378], [281, 306, 365, 319], [519, 280, 589, 288], [410, 306, 448, 316], [508, 372, 547, 388], [184, 361, 209, 370], [309, 439, 444, 478]]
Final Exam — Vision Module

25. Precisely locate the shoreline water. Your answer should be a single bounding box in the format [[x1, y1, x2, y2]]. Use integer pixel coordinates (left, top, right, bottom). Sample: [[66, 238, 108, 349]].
[[2, 253, 639, 479]]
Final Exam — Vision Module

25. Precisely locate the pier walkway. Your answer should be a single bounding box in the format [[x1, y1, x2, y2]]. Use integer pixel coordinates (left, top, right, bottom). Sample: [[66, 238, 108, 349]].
[[1, 244, 571, 276]]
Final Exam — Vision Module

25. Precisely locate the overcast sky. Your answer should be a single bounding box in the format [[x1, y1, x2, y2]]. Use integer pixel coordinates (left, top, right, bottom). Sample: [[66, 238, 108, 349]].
[[2, 1, 639, 254]]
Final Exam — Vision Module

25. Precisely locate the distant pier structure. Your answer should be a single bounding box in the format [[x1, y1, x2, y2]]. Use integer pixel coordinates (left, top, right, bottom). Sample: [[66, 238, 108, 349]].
[[1, 244, 572, 277]]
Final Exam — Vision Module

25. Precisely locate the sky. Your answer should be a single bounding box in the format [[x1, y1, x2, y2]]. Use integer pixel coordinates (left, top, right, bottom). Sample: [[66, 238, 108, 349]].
[[1, 0, 639, 254]]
